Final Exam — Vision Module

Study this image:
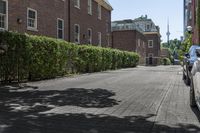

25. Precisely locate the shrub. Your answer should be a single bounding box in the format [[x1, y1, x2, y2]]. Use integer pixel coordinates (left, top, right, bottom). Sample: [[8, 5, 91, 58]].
[[161, 57, 171, 65], [0, 31, 139, 83]]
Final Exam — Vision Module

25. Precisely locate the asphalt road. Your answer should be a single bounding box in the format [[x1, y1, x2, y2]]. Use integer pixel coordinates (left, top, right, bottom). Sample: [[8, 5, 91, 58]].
[[1, 66, 200, 133]]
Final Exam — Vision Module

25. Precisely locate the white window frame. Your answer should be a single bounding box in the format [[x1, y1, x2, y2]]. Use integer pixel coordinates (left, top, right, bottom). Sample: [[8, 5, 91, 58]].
[[57, 18, 64, 39], [74, 0, 80, 9], [74, 24, 80, 44], [0, 0, 8, 31], [27, 8, 37, 31], [88, 0, 92, 15], [87, 28, 92, 44], [97, 4, 101, 20], [98, 32, 101, 46], [148, 40, 153, 48]]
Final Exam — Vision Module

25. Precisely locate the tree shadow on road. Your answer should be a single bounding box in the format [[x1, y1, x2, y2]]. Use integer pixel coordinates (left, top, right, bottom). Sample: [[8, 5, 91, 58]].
[[1, 85, 200, 133], [1, 112, 200, 133]]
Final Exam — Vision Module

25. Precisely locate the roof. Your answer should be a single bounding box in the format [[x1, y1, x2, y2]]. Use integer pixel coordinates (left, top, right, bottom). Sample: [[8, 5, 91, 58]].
[[95, 0, 113, 11]]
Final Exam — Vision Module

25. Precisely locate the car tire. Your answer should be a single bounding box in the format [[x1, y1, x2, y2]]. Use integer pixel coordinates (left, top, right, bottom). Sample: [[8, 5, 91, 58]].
[[190, 79, 196, 107], [185, 73, 190, 85], [183, 71, 186, 80]]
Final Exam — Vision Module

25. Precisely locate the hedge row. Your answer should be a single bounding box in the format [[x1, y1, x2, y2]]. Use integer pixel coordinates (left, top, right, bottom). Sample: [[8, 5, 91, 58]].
[[0, 32, 139, 83]]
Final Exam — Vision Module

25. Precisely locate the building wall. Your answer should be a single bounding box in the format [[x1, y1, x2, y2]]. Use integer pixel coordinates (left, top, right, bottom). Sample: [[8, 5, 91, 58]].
[[5, 0, 111, 47], [144, 33, 161, 65], [70, 0, 111, 47], [8, 0, 68, 40], [112, 30, 147, 64], [191, 0, 199, 44]]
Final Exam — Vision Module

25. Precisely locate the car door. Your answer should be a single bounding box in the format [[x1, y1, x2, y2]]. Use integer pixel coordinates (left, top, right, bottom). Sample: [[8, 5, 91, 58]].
[[192, 59, 200, 106]]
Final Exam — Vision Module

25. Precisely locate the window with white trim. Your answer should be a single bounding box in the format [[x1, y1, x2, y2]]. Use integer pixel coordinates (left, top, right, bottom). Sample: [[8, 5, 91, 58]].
[[74, 24, 80, 44], [97, 4, 101, 20], [87, 28, 92, 44], [0, 0, 7, 30], [27, 8, 37, 30], [88, 0, 92, 15], [57, 18, 64, 39], [98, 32, 101, 46], [148, 40, 153, 48], [74, 0, 80, 9]]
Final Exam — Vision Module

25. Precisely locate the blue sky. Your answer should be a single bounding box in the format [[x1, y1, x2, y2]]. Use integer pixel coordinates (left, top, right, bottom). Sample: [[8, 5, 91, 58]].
[[108, 0, 183, 43]]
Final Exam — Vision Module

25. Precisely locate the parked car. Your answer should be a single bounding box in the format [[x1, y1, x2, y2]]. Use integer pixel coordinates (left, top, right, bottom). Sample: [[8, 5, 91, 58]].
[[183, 45, 200, 85], [190, 47, 200, 108]]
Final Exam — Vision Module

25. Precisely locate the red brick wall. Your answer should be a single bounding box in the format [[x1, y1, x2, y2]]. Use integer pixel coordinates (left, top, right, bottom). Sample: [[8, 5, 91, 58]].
[[7, 0, 111, 47], [112, 30, 137, 51], [144, 33, 161, 57], [8, 0, 68, 40], [70, 0, 111, 47], [192, 0, 199, 44], [144, 33, 161, 65], [112, 30, 147, 64]]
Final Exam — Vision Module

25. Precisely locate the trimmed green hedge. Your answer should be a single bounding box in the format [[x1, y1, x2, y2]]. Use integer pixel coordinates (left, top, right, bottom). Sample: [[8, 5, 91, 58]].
[[0, 32, 139, 82]]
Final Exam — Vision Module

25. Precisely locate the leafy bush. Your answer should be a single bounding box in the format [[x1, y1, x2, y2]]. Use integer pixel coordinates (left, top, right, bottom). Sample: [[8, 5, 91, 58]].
[[161, 57, 171, 65], [0, 31, 139, 83]]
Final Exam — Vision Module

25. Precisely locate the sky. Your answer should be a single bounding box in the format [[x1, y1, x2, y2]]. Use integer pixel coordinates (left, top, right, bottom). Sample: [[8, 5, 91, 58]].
[[108, 0, 183, 43]]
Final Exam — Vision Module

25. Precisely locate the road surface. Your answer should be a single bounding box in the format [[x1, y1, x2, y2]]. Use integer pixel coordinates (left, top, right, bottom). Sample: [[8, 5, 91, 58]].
[[0, 66, 200, 133]]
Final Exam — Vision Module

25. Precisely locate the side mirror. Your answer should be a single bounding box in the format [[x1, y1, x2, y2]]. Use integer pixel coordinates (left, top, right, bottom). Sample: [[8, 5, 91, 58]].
[[185, 53, 190, 58], [196, 48, 200, 57]]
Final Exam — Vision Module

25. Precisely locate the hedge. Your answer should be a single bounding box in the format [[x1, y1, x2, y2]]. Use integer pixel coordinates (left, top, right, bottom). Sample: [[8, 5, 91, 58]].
[[0, 32, 139, 83]]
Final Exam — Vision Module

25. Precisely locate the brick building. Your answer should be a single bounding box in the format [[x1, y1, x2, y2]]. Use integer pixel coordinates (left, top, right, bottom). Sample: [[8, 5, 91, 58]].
[[112, 30, 146, 65], [183, 0, 200, 44], [112, 16, 161, 66], [0, 0, 112, 47]]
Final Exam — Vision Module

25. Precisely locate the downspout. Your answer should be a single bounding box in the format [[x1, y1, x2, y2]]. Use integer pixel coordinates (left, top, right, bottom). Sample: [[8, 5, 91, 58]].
[[68, 0, 71, 42], [198, 0, 200, 44]]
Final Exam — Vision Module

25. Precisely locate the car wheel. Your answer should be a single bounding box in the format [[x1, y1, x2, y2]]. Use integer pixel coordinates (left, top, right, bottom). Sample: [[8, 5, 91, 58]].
[[185, 73, 190, 85], [183, 71, 186, 80], [190, 79, 196, 107]]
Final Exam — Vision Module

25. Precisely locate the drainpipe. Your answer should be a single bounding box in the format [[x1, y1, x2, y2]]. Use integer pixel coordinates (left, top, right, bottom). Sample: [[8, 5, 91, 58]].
[[68, 0, 71, 42]]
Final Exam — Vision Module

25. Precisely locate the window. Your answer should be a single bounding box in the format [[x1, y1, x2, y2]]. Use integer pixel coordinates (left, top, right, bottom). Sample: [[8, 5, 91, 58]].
[[98, 32, 101, 46], [146, 24, 150, 31], [97, 4, 101, 20], [148, 40, 153, 48], [87, 28, 92, 44], [57, 19, 64, 39], [88, 0, 92, 15], [74, 24, 80, 44], [27, 8, 37, 30], [0, 0, 7, 30], [74, 0, 80, 9], [138, 39, 140, 47], [189, 10, 192, 20]]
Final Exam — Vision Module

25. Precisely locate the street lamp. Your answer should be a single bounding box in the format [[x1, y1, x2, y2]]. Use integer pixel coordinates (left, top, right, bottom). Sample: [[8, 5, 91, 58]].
[[187, 26, 193, 34]]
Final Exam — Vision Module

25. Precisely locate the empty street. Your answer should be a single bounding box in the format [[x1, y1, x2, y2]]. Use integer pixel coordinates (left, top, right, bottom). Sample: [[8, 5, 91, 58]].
[[1, 66, 200, 133]]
